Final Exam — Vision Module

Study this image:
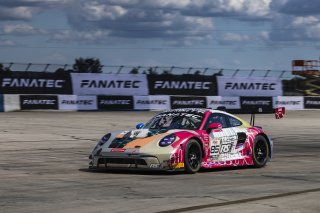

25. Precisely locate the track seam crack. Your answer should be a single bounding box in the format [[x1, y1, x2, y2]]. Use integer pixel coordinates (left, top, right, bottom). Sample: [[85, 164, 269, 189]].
[[155, 188, 320, 213]]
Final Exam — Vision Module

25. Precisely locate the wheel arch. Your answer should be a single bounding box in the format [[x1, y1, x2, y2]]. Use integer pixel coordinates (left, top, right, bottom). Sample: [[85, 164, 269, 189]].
[[188, 137, 205, 158], [257, 133, 272, 159]]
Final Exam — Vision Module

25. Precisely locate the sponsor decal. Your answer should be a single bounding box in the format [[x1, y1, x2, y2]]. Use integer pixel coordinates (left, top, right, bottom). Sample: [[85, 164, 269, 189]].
[[148, 75, 217, 95], [20, 95, 58, 110], [170, 96, 207, 109], [304, 96, 320, 109], [71, 73, 148, 95], [273, 96, 303, 110], [111, 148, 126, 152], [149, 164, 160, 168], [58, 95, 97, 110], [98, 96, 133, 110], [206, 96, 240, 109], [240, 96, 273, 112], [134, 95, 170, 110], [217, 76, 282, 96], [0, 71, 72, 94]]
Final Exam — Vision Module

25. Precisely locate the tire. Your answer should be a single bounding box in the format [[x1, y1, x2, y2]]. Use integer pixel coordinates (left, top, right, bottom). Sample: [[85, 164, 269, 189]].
[[184, 139, 202, 174], [252, 135, 270, 168]]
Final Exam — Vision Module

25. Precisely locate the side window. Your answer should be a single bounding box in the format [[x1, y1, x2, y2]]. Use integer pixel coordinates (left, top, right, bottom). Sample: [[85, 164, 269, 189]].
[[205, 113, 228, 128], [228, 115, 242, 127]]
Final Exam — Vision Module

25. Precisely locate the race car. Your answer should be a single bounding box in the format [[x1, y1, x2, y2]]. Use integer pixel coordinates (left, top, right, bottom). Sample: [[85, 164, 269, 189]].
[[89, 108, 284, 173]]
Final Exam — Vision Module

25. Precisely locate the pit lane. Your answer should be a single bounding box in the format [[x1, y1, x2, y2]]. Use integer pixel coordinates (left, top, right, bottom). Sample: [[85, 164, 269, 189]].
[[0, 111, 319, 213]]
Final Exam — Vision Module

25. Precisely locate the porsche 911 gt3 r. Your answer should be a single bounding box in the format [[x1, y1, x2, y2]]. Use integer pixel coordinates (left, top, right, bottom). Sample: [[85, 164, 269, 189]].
[[89, 108, 281, 173]]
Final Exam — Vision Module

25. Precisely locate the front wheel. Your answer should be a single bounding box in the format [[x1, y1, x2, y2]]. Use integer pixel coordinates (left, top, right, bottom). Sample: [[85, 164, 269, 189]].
[[252, 135, 269, 168], [184, 139, 202, 174]]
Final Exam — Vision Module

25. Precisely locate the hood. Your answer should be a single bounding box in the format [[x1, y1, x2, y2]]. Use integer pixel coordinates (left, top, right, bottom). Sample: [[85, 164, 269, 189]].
[[108, 128, 169, 149]]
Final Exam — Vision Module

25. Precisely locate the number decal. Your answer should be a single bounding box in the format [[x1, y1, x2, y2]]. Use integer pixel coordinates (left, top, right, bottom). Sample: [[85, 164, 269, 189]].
[[220, 144, 232, 153], [210, 145, 220, 154], [211, 144, 232, 154]]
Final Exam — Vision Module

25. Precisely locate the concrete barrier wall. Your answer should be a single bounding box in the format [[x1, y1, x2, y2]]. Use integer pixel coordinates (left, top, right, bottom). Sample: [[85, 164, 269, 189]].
[[0, 95, 319, 112]]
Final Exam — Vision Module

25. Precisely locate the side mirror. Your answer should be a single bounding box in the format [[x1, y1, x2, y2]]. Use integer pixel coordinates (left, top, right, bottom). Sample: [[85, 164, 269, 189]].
[[136, 123, 144, 129], [207, 123, 222, 133]]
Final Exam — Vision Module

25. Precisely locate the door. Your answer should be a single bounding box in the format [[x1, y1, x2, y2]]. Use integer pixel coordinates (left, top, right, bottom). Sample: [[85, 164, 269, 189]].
[[205, 113, 238, 162]]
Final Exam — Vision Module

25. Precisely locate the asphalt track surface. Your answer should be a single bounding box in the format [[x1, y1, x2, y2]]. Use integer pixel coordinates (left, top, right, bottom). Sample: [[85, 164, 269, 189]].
[[0, 111, 319, 213]]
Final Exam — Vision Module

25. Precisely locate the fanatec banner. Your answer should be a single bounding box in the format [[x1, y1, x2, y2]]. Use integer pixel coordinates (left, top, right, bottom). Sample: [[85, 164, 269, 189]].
[[0, 95, 3, 112], [0, 72, 72, 94], [240, 96, 273, 113], [170, 96, 207, 109], [206, 96, 240, 109], [20, 95, 58, 110], [304, 96, 320, 109], [59, 95, 97, 111], [71, 73, 148, 96], [148, 75, 217, 96], [217, 76, 282, 97], [98, 96, 133, 110], [273, 96, 303, 110], [134, 95, 170, 110]]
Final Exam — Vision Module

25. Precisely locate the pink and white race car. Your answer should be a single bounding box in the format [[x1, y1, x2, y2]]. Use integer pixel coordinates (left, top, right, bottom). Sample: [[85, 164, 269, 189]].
[[89, 108, 284, 173]]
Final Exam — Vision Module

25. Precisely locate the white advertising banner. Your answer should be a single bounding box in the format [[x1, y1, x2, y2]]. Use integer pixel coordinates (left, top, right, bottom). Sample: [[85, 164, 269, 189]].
[[71, 73, 148, 96], [273, 96, 304, 110], [59, 95, 97, 111], [134, 95, 170, 110], [206, 96, 240, 109], [4, 95, 20, 112], [217, 76, 283, 96]]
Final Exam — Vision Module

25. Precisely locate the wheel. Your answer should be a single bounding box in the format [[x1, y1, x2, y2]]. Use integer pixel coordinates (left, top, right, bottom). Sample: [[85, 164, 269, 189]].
[[252, 135, 269, 168], [184, 139, 202, 174]]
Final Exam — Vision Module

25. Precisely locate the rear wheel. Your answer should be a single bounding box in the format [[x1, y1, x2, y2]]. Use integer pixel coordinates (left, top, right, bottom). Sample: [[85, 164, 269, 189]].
[[184, 139, 202, 174], [252, 135, 269, 168]]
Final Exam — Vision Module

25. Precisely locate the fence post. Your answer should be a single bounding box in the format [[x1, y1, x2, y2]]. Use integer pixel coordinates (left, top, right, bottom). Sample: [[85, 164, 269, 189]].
[[232, 69, 239, 77], [44, 64, 50, 72], [25, 63, 32, 72], [249, 69, 255, 77], [117, 66, 124, 74], [279, 70, 286, 78]]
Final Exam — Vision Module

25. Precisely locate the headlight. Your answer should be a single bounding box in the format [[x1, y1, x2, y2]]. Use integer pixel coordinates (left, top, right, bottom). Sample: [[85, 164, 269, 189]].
[[98, 133, 111, 146], [159, 134, 176, 147]]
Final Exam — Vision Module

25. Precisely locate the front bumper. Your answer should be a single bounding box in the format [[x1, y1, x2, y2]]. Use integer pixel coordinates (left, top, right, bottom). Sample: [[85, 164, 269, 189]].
[[89, 155, 170, 170]]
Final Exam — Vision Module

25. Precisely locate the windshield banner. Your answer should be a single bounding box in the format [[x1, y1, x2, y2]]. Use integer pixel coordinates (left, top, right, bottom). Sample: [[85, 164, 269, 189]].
[[206, 96, 240, 109], [59, 95, 97, 111], [148, 75, 217, 96], [273, 96, 303, 110], [98, 96, 133, 110], [217, 76, 282, 97], [134, 95, 170, 110], [170, 96, 207, 109], [71, 73, 148, 96]]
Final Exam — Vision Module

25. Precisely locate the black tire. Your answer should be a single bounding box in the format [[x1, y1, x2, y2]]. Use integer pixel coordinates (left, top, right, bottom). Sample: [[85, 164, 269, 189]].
[[252, 135, 270, 168], [184, 139, 202, 174]]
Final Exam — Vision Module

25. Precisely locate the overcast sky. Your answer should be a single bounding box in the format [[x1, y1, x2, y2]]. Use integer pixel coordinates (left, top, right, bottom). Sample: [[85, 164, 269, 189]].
[[0, 0, 320, 73]]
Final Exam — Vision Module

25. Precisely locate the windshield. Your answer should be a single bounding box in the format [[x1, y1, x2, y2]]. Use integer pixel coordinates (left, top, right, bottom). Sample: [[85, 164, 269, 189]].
[[144, 111, 204, 130]]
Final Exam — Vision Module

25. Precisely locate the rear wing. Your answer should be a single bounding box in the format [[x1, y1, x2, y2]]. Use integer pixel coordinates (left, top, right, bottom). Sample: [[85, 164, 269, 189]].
[[250, 107, 285, 126]]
